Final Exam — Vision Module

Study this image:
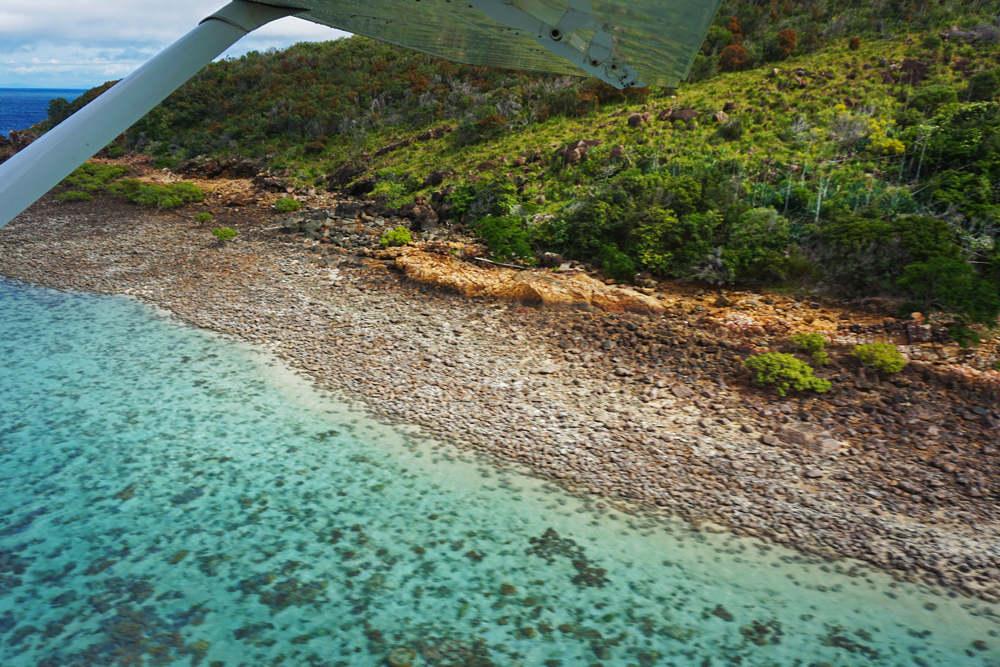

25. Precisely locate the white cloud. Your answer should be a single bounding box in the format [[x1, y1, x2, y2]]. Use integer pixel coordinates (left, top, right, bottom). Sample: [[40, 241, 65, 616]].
[[0, 1, 350, 88]]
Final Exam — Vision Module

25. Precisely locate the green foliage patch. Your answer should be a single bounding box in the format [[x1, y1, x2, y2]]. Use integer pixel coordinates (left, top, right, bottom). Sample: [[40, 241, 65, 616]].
[[790, 332, 829, 365], [852, 343, 907, 373], [55, 190, 94, 202], [744, 352, 832, 397], [108, 179, 205, 208], [211, 227, 238, 242], [379, 226, 412, 247], [53, 164, 204, 209], [59, 163, 128, 192], [475, 216, 534, 263], [274, 197, 302, 213], [446, 177, 518, 222]]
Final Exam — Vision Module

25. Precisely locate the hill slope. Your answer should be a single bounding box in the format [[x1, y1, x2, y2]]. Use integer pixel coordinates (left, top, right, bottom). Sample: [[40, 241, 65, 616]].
[[30, 1, 1000, 341]]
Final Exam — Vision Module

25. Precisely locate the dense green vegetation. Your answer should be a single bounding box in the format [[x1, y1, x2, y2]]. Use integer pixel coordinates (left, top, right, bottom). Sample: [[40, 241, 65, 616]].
[[52, 163, 205, 209], [38, 0, 1000, 342]]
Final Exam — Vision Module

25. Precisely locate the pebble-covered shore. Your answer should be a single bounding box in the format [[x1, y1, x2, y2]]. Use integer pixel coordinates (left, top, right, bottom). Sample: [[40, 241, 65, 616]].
[[2, 196, 999, 610]]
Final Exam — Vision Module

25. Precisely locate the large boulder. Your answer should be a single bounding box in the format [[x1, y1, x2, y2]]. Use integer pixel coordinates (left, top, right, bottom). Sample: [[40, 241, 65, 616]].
[[334, 201, 363, 218], [417, 125, 453, 141], [424, 169, 454, 187], [536, 252, 564, 268], [343, 176, 376, 197], [326, 158, 370, 191], [556, 139, 602, 165], [659, 108, 698, 124]]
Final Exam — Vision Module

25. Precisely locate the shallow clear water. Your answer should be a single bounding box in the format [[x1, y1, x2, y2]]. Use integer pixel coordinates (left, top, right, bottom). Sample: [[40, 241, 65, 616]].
[[0, 277, 997, 667]]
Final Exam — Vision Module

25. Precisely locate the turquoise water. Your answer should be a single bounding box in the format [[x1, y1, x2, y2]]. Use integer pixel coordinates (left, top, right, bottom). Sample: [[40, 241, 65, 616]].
[[0, 277, 997, 667]]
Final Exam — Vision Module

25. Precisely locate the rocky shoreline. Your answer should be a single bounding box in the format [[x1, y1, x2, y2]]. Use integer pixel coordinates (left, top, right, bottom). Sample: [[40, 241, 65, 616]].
[[2, 192, 999, 612]]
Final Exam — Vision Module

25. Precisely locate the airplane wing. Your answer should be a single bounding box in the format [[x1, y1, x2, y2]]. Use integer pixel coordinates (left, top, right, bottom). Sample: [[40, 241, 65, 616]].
[[0, 0, 722, 228], [263, 0, 722, 90]]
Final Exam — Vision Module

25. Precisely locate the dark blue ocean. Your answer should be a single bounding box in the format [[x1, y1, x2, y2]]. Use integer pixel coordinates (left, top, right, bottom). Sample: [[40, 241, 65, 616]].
[[0, 88, 86, 139]]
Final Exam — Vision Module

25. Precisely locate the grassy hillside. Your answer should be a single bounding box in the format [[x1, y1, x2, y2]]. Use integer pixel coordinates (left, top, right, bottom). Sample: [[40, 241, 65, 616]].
[[38, 1, 1000, 343]]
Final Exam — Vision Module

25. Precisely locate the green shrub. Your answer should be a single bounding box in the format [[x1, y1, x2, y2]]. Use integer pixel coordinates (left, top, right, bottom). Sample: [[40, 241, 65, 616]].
[[475, 216, 534, 263], [371, 181, 408, 208], [60, 163, 128, 192], [274, 197, 302, 213], [966, 69, 1000, 102], [55, 190, 94, 202], [195, 212, 214, 223], [379, 226, 412, 247], [790, 332, 829, 365], [211, 227, 238, 242], [445, 177, 518, 222], [920, 33, 942, 51], [599, 244, 637, 282], [744, 352, 832, 397], [907, 85, 957, 115], [551, 169, 715, 278], [812, 210, 961, 295], [107, 179, 204, 208], [722, 207, 790, 281], [852, 343, 907, 373], [714, 117, 744, 141], [896, 256, 1000, 347]]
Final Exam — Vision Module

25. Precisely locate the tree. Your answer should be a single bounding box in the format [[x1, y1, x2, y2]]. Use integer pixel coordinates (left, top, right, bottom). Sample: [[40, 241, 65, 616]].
[[777, 29, 797, 57], [719, 45, 750, 72]]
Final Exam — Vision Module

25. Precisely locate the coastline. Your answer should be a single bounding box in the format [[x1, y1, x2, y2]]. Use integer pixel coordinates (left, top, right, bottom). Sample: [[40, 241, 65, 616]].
[[2, 190, 999, 608]]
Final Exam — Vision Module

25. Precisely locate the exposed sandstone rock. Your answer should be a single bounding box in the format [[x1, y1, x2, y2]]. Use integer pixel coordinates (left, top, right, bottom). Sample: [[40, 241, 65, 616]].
[[393, 248, 664, 315]]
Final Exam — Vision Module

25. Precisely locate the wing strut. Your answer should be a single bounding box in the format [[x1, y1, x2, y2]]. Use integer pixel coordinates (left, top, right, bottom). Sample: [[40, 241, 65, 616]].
[[0, 1, 304, 229]]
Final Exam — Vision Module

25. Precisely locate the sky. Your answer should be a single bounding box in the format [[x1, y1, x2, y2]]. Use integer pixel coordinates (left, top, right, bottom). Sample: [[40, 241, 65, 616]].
[[0, 1, 351, 89]]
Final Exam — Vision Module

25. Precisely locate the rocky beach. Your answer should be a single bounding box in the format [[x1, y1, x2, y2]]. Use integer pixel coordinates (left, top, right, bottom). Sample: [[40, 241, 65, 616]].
[[2, 168, 999, 613]]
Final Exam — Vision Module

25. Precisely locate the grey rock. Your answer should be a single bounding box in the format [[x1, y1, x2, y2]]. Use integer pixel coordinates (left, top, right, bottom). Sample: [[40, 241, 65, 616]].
[[777, 423, 842, 454], [671, 385, 695, 399]]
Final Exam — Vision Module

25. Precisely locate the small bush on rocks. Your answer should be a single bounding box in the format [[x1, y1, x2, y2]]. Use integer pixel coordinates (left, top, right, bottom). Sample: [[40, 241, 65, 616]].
[[60, 163, 128, 192], [379, 226, 412, 247], [852, 343, 907, 373], [109, 179, 204, 208], [211, 227, 238, 242], [195, 212, 213, 223], [274, 197, 302, 213], [745, 352, 832, 396], [790, 332, 829, 365], [55, 190, 94, 202]]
